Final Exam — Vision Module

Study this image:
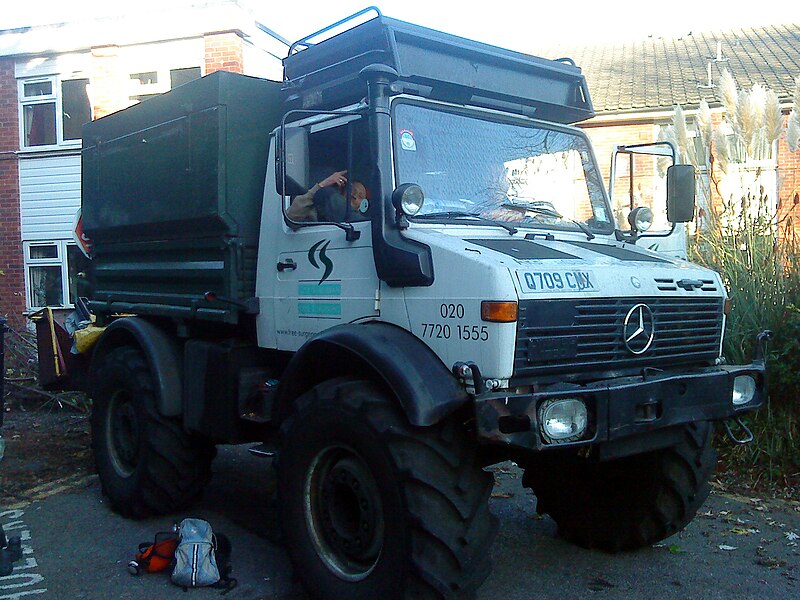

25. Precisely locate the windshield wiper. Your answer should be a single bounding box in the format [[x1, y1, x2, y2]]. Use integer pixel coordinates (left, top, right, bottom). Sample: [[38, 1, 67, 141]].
[[504, 204, 595, 241], [411, 212, 518, 235]]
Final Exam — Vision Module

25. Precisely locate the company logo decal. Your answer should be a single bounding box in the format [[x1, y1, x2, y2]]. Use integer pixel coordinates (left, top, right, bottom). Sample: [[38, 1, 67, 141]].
[[308, 240, 333, 284], [623, 303, 655, 355]]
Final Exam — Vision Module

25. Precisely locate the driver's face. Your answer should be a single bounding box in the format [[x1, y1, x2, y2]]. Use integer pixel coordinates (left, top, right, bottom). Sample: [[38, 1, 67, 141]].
[[349, 182, 367, 209]]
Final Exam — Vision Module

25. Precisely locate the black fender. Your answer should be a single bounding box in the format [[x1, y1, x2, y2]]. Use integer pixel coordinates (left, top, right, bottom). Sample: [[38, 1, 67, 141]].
[[275, 322, 469, 427], [88, 317, 182, 417]]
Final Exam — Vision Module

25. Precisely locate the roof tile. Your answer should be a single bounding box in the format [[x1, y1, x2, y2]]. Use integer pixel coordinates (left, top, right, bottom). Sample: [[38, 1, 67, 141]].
[[528, 23, 800, 114]]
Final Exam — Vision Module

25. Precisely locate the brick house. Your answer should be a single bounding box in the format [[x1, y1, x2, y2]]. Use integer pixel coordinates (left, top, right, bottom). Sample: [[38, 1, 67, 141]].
[[0, 0, 286, 329], [529, 23, 800, 245]]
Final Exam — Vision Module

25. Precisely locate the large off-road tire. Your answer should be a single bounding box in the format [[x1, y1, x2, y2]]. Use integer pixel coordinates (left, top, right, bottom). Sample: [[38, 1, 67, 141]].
[[523, 422, 716, 552], [277, 378, 498, 599], [91, 346, 215, 518]]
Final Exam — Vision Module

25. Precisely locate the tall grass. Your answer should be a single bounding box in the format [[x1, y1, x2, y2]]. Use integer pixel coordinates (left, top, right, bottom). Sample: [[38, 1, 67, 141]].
[[664, 72, 800, 487]]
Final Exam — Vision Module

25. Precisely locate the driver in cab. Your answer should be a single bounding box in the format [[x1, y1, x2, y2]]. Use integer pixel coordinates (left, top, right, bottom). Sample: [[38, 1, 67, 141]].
[[286, 170, 368, 224]]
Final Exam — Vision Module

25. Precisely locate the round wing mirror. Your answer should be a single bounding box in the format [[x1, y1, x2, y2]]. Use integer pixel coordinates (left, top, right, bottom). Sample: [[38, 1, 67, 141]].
[[628, 206, 654, 233]]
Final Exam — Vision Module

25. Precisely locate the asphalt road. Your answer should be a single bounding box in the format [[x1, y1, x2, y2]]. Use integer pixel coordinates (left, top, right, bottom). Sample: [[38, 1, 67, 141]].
[[2, 446, 799, 599]]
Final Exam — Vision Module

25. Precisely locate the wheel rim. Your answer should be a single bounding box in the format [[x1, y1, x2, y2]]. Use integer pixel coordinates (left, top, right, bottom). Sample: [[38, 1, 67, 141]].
[[106, 390, 140, 477], [304, 445, 385, 581]]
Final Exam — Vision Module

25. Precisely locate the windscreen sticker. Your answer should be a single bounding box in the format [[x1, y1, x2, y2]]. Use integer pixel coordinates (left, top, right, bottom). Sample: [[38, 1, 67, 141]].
[[399, 130, 417, 151]]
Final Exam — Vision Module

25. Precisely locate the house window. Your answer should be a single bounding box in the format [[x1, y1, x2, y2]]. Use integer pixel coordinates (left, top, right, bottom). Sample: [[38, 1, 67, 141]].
[[170, 67, 201, 88], [19, 76, 91, 149], [129, 66, 201, 102], [62, 79, 92, 141], [24, 241, 91, 309]]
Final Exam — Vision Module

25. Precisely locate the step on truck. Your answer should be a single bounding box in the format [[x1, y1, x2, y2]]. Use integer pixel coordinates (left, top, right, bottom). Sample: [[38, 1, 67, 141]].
[[56, 7, 769, 599]]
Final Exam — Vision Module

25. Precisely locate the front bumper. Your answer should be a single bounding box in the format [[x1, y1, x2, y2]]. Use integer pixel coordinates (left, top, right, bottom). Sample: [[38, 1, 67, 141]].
[[475, 362, 766, 452]]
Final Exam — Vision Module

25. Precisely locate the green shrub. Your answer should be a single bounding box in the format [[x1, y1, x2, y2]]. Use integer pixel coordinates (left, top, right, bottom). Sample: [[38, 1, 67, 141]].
[[668, 72, 800, 487]]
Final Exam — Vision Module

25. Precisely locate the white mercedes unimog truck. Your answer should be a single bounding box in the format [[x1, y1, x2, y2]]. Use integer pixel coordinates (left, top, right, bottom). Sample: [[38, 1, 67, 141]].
[[70, 8, 768, 599]]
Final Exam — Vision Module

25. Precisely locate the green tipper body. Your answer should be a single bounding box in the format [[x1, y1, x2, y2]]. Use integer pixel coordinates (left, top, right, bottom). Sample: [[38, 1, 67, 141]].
[[81, 71, 283, 323]]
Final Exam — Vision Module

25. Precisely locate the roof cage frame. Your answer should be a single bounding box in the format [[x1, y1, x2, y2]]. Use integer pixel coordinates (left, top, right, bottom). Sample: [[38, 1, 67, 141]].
[[282, 12, 595, 124], [289, 6, 382, 56]]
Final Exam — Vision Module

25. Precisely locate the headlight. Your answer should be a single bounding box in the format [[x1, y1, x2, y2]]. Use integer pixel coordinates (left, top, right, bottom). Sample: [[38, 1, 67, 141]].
[[391, 183, 425, 216], [539, 398, 588, 442], [628, 206, 654, 233], [732, 375, 756, 406]]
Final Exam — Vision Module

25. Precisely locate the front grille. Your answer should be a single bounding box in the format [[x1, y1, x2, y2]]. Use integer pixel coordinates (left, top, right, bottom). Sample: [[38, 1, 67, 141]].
[[515, 297, 723, 378]]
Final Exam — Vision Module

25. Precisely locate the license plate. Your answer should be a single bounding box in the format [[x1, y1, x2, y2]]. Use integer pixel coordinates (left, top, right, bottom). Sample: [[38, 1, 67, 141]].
[[519, 270, 596, 292]]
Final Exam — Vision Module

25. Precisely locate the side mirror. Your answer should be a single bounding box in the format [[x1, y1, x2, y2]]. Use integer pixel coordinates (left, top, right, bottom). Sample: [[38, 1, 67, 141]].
[[276, 125, 309, 196], [666, 164, 696, 223]]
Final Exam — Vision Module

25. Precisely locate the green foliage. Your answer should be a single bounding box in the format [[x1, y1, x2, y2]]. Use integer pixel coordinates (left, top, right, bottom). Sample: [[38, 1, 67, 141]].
[[767, 304, 800, 405], [689, 184, 800, 486], [689, 186, 800, 365], [675, 71, 800, 488]]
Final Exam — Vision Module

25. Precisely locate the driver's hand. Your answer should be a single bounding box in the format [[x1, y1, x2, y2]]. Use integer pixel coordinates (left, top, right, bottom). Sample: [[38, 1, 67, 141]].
[[319, 170, 347, 190]]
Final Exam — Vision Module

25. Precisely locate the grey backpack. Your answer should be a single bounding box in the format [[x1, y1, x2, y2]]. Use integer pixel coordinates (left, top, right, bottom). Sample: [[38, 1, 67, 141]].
[[171, 518, 235, 591]]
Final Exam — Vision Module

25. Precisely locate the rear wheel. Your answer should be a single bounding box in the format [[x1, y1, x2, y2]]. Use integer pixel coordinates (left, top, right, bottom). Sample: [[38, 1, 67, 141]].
[[523, 422, 716, 552], [91, 346, 215, 518], [278, 378, 497, 599]]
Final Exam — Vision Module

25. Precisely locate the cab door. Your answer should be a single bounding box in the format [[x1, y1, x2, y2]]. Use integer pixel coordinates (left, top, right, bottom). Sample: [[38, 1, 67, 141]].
[[262, 114, 380, 351], [274, 223, 378, 350]]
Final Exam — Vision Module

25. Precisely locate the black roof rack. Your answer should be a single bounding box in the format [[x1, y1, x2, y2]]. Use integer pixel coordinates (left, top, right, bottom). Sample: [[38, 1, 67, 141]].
[[283, 11, 594, 124]]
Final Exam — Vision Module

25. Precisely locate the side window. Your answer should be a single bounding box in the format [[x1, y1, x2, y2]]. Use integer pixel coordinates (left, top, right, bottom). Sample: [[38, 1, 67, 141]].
[[20, 78, 57, 148], [128, 66, 202, 103], [19, 77, 91, 149], [284, 117, 371, 225], [26, 243, 63, 307], [24, 241, 90, 309], [62, 79, 91, 141]]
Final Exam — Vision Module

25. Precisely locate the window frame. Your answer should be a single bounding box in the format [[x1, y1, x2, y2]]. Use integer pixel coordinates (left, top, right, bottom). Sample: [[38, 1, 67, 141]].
[[128, 66, 202, 103], [18, 75, 90, 151], [23, 240, 88, 310], [281, 112, 367, 228]]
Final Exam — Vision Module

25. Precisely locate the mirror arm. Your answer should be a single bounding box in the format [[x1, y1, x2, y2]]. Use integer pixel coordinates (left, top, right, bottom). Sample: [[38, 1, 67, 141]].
[[341, 222, 361, 241], [615, 228, 639, 243], [615, 222, 677, 243], [636, 222, 677, 240]]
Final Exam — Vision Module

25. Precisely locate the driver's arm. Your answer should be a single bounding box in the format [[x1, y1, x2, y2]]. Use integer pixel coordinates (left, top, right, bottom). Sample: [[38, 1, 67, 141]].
[[286, 170, 347, 224], [286, 185, 320, 223]]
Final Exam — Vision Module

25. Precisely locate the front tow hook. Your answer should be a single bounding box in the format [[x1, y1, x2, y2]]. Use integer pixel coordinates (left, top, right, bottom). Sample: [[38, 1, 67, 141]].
[[723, 416, 754, 445]]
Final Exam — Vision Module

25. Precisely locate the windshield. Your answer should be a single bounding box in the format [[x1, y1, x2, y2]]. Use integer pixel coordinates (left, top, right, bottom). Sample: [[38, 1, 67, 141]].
[[393, 102, 614, 233]]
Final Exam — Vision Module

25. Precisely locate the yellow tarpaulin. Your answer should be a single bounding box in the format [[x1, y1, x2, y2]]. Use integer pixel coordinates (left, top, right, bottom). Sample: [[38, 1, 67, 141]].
[[74, 325, 105, 354]]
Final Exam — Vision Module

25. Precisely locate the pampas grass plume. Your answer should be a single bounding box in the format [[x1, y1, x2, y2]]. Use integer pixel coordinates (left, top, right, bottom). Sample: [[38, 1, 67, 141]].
[[713, 128, 731, 174], [697, 99, 713, 148], [738, 90, 756, 157], [673, 105, 696, 165], [764, 89, 782, 145], [720, 69, 739, 124]]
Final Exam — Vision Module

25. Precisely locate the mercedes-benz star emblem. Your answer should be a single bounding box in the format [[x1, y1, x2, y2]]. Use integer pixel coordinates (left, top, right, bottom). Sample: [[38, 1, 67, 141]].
[[623, 303, 655, 355]]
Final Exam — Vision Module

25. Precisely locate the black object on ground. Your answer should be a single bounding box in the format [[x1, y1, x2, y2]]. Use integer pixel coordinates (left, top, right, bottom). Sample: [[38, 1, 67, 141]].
[[0, 523, 22, 577]]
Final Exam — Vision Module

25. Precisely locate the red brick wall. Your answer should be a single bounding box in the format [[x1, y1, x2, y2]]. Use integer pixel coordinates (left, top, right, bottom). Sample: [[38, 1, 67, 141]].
[[204, 31, 244, 75], [90, 45, 128, 119], [0, 58, 25, 329], [777, 114, 800, 244]]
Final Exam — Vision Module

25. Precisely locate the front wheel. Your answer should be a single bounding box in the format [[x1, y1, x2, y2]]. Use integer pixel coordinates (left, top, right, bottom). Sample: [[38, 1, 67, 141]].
[[278, 378, 497, 599], [523, 422, 716, 552]]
